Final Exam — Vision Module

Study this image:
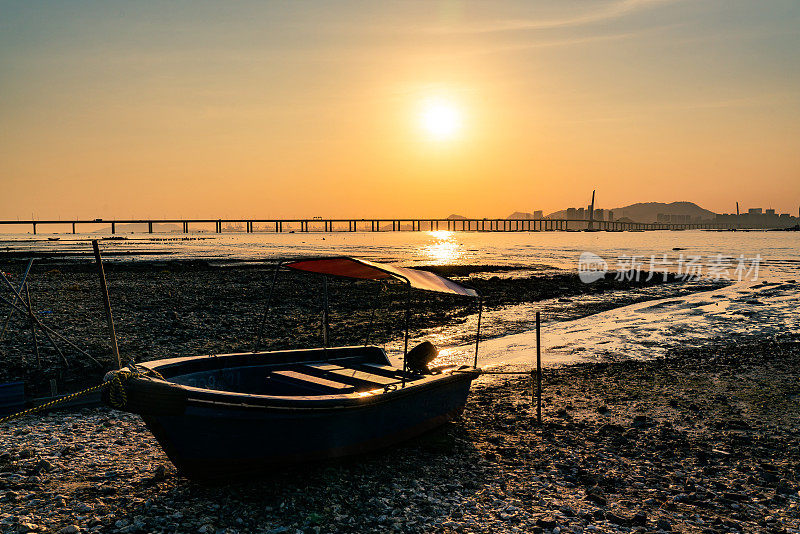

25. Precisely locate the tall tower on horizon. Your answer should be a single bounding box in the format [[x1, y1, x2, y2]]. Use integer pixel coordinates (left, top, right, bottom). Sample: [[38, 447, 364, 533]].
[[588, 190, 596, 230]]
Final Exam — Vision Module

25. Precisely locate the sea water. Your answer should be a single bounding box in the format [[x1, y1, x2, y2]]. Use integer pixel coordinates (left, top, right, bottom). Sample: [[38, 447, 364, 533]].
[[1, 230, 798, 368]]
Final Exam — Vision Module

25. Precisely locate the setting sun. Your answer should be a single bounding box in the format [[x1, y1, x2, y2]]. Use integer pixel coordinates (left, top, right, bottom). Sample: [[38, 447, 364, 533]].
[[420, 99, 462, 141]]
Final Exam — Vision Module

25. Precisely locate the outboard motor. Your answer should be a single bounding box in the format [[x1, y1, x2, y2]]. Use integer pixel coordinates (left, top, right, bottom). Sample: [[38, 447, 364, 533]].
[[406, 341, 439, 374]]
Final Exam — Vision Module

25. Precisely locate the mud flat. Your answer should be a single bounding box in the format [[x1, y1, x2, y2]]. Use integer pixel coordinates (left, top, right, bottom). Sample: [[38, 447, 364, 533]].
[[1, 333, 798, 534], [0, 260, 720, 394]]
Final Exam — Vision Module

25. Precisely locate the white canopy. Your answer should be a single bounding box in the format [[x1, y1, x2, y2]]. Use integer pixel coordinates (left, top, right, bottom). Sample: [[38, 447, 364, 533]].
[[284, 257, 479, 298]]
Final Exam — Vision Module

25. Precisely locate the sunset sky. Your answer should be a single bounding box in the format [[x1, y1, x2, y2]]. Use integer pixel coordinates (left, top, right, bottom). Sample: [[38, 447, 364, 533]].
[[1, 1, 798, 219]]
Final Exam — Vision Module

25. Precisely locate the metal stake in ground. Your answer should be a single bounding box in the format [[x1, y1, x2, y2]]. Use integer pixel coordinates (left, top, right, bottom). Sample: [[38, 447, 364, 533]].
[[25, 282, 41, 368], [0, 258, 34, 341], [92, 240, 121, 369], [0, 271, 70, 366]]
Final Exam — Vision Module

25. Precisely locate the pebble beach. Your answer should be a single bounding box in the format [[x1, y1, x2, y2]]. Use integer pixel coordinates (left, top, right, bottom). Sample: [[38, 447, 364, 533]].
[[1, 259, 798, 533], [1, 334, 798, 533]]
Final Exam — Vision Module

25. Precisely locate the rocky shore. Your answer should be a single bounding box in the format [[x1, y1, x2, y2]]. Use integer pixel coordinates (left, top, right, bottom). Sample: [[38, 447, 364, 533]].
[[2, 333, 798, 534]]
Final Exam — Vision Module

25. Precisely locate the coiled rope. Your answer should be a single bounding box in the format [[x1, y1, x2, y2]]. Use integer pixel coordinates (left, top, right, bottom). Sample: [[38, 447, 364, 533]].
[[0, 364, 164, 425]]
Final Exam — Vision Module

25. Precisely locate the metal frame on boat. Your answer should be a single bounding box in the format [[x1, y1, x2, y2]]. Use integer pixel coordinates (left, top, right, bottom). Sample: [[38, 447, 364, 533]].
[[103, 256, 483, 480]]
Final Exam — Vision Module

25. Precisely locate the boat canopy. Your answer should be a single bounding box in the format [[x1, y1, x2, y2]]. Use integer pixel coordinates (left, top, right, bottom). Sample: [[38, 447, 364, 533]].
[[284, 257, 479, 298]]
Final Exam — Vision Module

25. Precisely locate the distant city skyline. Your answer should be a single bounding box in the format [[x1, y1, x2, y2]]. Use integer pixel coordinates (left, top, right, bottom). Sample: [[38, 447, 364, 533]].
[[1, 1, 798, 218]]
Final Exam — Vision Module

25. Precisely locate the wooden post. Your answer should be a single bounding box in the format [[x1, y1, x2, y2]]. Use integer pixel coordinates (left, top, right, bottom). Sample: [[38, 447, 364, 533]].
[[92, 240, 121, 369], [111, 222, 115, 234], [72, 222, 76, 234], [536, 311, 542, 425], [32, 222, 36, 235], [148, 221, 153, 233]]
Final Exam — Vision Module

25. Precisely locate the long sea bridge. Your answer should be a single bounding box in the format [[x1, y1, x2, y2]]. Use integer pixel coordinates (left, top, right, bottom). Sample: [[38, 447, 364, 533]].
[[0, 218, 737, 234]]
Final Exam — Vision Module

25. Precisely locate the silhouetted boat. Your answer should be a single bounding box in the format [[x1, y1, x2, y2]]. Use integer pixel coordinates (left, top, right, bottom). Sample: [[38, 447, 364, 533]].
[[104, 257, 482, 480]]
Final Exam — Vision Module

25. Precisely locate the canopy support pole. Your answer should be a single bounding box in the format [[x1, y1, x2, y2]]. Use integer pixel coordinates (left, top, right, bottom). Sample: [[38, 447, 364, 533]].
[[322, 275, 330, 348], [401, 282, 410, 388], [363, 282, 383, 346], [474, 297, 482, 368], [253, 262, 281, 352]]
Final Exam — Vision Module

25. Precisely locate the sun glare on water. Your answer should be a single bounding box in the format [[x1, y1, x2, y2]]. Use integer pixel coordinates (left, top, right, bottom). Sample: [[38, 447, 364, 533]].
[[424, 230, 461, 264], [420, 99, 462, 141]]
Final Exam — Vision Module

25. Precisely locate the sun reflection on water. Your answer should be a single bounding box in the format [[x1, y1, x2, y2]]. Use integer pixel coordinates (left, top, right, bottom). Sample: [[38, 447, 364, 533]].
[[423, 231, 462, 264]]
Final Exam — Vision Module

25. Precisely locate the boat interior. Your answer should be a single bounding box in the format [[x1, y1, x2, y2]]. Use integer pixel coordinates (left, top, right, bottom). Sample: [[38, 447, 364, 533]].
[[146, 345, 450, 397]]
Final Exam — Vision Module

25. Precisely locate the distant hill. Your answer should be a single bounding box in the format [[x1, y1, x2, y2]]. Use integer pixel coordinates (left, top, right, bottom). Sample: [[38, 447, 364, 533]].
[[506, 211, 536, 220], [546, 201, 716, 223], [447, 214, 467, 219], [612, 202, 716, 223]]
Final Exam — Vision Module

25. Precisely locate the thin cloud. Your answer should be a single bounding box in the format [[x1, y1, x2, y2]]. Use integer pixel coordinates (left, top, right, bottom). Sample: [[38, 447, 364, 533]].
[[423, 0, 681, 34]]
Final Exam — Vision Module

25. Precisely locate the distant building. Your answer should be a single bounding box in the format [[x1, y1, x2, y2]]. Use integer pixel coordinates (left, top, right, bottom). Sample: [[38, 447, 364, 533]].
[[566, 208, 577, 219], [533, 210, 543, 219], [748, 208, 762, 215], [766, 208, 775, 216], [594, 208, 604, 221], [607, 210, 614, 221], [657, 213, 670, 222], [586, 205, 593, 219], [577, 207, 584, 219]]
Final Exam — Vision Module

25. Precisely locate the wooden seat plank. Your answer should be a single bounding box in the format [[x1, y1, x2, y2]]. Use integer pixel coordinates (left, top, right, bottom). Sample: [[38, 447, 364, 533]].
[[271, 370, 353, 391], [359, 363, 403, 376], [323, 368, 398, 386]]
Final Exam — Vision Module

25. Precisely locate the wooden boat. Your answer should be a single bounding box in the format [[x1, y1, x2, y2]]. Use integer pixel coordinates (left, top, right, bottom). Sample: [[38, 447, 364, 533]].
[[104, 257, 482, 481]]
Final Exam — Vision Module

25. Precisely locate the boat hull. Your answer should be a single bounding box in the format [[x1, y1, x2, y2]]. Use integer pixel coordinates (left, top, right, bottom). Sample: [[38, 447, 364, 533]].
[[144, 376, 471, 480], [105, 347, 477, 480]]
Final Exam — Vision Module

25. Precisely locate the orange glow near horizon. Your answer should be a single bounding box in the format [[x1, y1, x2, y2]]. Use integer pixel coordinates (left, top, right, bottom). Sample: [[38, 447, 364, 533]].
[[0, 3, 798, 219]]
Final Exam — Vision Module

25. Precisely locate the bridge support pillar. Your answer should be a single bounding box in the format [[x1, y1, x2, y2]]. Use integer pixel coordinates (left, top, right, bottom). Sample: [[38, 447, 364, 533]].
[[148, 222, 153, 233], [111, 222, 115, 234]]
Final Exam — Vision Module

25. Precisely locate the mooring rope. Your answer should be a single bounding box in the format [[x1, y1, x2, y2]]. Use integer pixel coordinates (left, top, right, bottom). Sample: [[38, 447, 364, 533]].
[[0, 364, 165, 425]]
